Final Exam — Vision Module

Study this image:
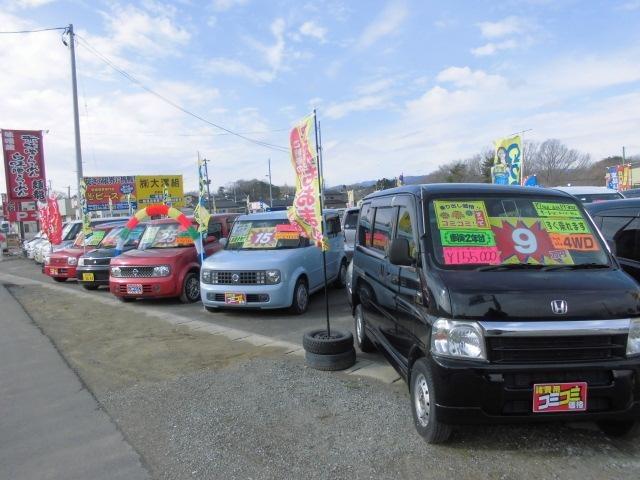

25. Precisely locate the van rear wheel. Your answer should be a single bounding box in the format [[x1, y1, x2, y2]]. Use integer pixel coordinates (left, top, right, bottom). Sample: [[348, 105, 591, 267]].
[[410, 358, 452, 444]]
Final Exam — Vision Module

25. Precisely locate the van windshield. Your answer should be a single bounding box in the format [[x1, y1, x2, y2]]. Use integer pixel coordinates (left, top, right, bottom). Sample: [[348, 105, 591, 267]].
[[226, 219, 305, 250], [100, 224, 145, 249], [73, 230, 107, 248], [139, 223, 194, 249], [428, 197, 610, 269]]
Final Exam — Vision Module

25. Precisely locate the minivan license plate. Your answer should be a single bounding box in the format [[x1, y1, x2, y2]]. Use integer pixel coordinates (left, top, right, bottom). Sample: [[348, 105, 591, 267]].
[[82, 272, 94, 282], [532, 382, 587, 413], [127, 284, 143, 295], [225, 293, 246, 305]]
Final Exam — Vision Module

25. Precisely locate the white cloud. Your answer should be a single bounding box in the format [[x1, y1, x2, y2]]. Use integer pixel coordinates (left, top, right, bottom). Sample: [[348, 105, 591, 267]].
[[358, 0, 407, 48], [617, 0, 640, 10], [477, 16, 520, 38], [5, 0, 54, 8], [325, 94, 391, 119], [355, 78, 395, 95], [471, 39, 518, 56], [435, 66, 505, 88], [205, 58, 275, 82], [212, 0, 249, 12], [299, 21, 326, 42]]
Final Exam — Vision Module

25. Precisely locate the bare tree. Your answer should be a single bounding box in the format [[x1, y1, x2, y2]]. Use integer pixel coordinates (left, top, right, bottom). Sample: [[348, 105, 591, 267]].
[[525, 139, 591, 186]]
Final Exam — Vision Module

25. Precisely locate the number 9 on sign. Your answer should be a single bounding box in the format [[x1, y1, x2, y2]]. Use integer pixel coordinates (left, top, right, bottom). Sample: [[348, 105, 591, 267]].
[[512, 228, 537, 254]]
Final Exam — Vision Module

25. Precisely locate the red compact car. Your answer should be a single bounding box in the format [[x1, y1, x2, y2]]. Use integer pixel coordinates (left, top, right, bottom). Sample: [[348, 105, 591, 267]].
[[109, 214, 236, 303], [44, 222, 120, 282]]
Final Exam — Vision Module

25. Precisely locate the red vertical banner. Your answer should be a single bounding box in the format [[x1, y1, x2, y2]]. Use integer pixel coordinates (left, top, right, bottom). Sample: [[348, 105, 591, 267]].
[[47, 196, 62, 244], [2, 129, 47, 203], [38, 202, 50, 236]]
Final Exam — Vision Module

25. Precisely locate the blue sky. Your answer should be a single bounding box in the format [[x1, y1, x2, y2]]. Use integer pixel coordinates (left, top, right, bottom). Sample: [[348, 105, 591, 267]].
[[1, 0, 639, 194]]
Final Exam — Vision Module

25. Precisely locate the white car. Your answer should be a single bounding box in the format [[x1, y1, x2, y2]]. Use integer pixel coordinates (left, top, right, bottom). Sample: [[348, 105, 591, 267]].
[[26, 237, 48, 259], [553, 186, 623, 204]]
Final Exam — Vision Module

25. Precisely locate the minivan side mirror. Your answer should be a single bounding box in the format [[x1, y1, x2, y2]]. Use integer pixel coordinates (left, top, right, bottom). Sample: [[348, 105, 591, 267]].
[[388, 237, 413, 266], [218, 237, 227, 247]]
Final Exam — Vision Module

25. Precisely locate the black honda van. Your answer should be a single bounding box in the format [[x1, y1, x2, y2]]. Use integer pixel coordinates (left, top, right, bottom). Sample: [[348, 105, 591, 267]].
[[348, 184, 640, 443]]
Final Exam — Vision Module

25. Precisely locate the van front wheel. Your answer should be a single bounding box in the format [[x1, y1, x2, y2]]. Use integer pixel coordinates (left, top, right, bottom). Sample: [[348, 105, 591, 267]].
[[290, 278, 309, 314], [410, 358, 452, 444], [180, 272, 201, 303]]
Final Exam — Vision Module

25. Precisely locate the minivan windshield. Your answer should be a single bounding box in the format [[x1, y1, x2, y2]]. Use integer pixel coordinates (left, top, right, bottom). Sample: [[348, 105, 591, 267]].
[[428, 197, 610, 269], [138, 223, 195, 249], [100, 224, 145, 249], [226, 219, 306, 250]]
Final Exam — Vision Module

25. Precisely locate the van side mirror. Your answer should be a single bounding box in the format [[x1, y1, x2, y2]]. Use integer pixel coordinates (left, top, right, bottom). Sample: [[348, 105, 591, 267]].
[[388, 237, 413, 266], [219, 237, 227, 247]]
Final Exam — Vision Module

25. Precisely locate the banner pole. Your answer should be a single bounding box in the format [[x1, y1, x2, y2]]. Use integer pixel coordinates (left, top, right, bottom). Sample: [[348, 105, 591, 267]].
[[313, 109, 331, 337]]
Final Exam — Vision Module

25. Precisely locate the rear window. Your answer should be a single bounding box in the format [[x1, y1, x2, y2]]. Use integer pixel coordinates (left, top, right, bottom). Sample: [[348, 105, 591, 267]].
[[575, 193, 623, 204], [343, 211, 359, 229], [428, 196, 609, 268]]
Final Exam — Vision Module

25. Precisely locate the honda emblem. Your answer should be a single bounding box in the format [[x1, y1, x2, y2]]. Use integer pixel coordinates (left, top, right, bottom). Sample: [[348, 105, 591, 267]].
[[551, 300, 568, 315]]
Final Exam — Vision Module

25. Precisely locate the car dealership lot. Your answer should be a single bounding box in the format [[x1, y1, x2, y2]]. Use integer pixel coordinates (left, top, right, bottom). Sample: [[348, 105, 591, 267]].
[[1, 257, 640, 479]]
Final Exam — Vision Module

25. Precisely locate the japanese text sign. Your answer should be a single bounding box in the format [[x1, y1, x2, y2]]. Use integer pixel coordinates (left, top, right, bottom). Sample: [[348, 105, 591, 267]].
[[2, 130, 47, 202], [136, 175, 184, 208], [84, 176, 136, 212]]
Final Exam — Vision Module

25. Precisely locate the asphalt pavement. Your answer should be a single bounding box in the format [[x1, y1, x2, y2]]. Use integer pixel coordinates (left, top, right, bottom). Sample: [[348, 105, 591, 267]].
[[0, 283, 149, 480]]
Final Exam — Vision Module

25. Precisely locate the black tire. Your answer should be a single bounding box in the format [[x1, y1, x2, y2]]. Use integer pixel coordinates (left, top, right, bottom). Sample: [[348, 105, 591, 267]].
[[289, 277, 309, 314], [597, 420, 640, 439], [82, 283, 99, 290], [410, 358, 453, 444], [303, 328, 353, 355], [52, 277, 67, 283], [180, 271, 201, 304], [333, 260, 347, 289], [305, 348, 356, 371], [205, 306, 218, 313], [354, 304, 376, 353], [118, 296, 135, 303]]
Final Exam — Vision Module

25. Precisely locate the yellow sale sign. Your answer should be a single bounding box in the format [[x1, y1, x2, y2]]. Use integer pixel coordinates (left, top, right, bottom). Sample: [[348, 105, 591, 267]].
[[135, 175, 184, 208]]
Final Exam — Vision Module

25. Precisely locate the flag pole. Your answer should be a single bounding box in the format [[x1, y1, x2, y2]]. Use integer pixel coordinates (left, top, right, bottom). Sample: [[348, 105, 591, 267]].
[[197, 152, 205, 265], [313, 109, 331, 336]]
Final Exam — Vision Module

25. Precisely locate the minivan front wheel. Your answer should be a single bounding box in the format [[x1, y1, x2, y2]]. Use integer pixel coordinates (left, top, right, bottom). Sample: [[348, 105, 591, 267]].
[[410, 358, 452, 444], [290, 278, 309, 314], [180, 272, 201, 303]]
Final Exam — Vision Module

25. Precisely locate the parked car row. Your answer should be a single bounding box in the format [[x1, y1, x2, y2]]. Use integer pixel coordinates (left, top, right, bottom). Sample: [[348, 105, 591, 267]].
[[24, 210, 348, 314]]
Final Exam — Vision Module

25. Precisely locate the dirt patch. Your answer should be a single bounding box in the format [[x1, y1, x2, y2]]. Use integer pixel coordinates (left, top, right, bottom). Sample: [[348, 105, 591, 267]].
[[8, 284, 285, 394]]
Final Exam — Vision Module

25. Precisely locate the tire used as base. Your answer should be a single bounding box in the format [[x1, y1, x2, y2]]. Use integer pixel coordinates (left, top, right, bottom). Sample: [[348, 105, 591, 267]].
[[305, 348, 356, 371], [302, 329, 353, 355]]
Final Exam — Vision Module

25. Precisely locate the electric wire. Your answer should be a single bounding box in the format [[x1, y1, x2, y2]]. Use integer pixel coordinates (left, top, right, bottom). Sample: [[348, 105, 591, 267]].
[[73, 33, 289, 153], [0, 27, 66, 34]]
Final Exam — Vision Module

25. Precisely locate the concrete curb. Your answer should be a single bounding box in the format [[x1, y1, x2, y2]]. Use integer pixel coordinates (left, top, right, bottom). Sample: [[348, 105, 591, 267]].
[[0, 271, 401, 384]]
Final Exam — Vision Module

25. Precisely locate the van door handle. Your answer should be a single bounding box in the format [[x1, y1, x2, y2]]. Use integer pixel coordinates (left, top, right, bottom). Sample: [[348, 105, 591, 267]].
[[389, 275, 399, 285], [379, 264, 385, 278]]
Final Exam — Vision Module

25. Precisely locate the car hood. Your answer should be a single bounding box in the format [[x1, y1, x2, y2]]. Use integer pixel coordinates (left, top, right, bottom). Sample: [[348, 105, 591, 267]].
[[49, 247, 86, 258], [111, 247, 195, 265], [203, 248, 305, 270], [438, 268, 640, 321]]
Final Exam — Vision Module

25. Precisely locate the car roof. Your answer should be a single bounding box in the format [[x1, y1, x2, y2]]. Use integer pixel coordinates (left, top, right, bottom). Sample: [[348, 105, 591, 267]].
[[552, 186, 621, 194], [146, 213, 236, 225], [585, 198, 640, 214], [237, 210, 336, 222], [363, 183, 577, 201]]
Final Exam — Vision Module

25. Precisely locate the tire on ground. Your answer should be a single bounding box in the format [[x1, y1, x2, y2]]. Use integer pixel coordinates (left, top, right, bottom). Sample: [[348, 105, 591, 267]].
[[410, 358, 452, 444], [180, 271, 200, 304], [305, 348, 356, 371], [303, 328, 353, 355]]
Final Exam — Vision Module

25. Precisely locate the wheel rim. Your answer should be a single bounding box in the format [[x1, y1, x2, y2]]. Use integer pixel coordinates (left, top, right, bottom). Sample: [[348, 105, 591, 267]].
[[296, 284, 308, 310], [340, 263, 347, 285], [414, 373, 431, 427], [355, 306, 364, 344], [187, 276, 200, 300]]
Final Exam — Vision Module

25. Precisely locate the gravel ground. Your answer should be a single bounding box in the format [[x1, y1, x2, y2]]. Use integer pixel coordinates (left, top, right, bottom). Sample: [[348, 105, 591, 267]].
[[5, 280, 640, 479]]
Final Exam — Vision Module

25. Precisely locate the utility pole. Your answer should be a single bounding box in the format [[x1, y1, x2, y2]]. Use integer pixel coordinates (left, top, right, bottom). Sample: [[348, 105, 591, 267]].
[[202, 158, 215, 213], [267, 158, 273, 208], [65, 24, 83, 219], [622, 146, 626, 165]]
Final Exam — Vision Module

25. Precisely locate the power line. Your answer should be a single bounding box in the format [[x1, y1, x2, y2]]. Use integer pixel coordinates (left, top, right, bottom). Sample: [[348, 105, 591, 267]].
[[74, 33, 289, 153], [0, 27, 66, 34]]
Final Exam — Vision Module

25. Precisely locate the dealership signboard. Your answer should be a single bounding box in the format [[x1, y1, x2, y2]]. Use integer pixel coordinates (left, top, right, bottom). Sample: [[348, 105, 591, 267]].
[[82, 174, 184, 211], [2, 130, 47, 203]]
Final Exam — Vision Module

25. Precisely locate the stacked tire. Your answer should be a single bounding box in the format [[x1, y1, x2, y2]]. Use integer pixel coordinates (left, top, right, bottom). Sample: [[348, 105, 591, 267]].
[[303, 328, 356, 371]]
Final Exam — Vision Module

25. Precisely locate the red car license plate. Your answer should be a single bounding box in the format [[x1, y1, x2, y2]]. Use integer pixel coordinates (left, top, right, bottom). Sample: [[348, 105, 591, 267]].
[[225, 292, 246, 305], [127, 284, 143, 295], [50, 268, 58, 275], [533, 382, 587, 413]]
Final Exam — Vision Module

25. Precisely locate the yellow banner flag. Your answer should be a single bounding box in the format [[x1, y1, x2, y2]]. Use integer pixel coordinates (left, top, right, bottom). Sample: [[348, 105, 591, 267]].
[[287, 114, 326, 250], [492, 135, 522, 185]]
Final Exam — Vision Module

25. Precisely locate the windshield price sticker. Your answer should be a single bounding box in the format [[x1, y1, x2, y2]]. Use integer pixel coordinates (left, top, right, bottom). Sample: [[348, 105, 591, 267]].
[[275, 231, 299, 240], [434, 201, 490, 230], [533, 382, 587, 413], [533, 202, 581, 218], [541, 218, 590, 234], [176, 235, 194, 246], [86, 230, 106, 246], [243, 227, 278, 248], [441, 230, 496, 247], [549, 233, 598, 251], [442, 246, 501, 265]]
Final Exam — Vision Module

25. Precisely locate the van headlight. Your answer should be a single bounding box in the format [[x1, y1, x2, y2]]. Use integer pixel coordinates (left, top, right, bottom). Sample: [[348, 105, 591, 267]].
[[627, 318, 640, 357], [201, 269, 212, 284], [265, 269, 281, 284], [67, 257, 77, 266], [431, 319, 487, 361], [152, 265, 171, 277], [111, 266, 122, 277]]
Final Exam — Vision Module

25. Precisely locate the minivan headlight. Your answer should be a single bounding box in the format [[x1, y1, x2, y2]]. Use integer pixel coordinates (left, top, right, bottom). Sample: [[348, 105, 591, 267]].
[[152, 265, 171, 277], [627, 318, 640, 357], [111, 266, 121, 277], [202, 269, 212, 284], [78, 257, 85, 267], [266, 269, 281, 284], [431, 319, 486, 361]]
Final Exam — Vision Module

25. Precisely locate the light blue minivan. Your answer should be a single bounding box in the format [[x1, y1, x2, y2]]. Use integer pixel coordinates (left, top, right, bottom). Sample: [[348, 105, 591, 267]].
[[200, 210, 347, 314]]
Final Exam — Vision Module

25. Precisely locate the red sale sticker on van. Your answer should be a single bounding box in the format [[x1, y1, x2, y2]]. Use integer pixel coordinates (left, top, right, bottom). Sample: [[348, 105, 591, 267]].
[[532, 382, 587, 413], [442, 246, 501, 265]]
